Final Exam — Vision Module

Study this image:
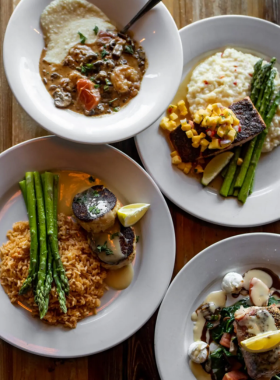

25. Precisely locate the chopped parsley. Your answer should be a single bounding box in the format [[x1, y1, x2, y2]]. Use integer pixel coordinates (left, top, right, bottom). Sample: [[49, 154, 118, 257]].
[[94, 84, 100, 88], [124, 45, 134, 55], [101, 49, 109, 59], [113, 107, 120, 112], [136, 235, 140, 243], [93, 25, 99, 35], [105, 78, 112, 86], [78, 32, 87, 44], [81, 66, 87, 74], [88, 176, 95, 183], [97, 241, 113, 255], [92, 190, 100, 197], [109, 97, 118, 104], [110, 232, 120, 240], [88, 205, 100, 214]]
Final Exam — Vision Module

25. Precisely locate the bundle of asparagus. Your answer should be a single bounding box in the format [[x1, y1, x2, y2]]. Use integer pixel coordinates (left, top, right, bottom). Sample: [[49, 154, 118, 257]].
[[220, 57, 280, 203], [18, 172, 69, 318]]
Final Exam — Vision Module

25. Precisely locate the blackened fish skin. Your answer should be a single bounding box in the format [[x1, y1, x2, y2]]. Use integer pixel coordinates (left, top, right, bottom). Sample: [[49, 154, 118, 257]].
[[169, 97, 266, 162]]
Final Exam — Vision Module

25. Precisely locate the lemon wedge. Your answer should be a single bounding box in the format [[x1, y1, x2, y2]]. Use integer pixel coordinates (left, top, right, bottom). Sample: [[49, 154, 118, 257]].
[[201, 152, 234, 186], [117, 203, 150, 227], [241, 330, 280, 353]]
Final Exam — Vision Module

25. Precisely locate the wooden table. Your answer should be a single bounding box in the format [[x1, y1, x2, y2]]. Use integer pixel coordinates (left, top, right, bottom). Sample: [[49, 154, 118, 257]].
[[0, 0, 280, 379]]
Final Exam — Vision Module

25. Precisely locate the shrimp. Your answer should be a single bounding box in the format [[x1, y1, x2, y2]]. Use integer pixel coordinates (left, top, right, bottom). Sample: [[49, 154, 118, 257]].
[[111, 65, 140, 94]]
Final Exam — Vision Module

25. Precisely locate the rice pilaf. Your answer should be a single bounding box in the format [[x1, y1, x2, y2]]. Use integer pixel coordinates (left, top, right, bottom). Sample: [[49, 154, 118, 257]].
[[0, 213, 107, 328]]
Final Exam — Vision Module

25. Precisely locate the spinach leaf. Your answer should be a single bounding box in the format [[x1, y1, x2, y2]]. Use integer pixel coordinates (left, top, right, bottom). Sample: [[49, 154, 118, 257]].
[[210, 348, 226, 380], [268, 296, 280, 306]]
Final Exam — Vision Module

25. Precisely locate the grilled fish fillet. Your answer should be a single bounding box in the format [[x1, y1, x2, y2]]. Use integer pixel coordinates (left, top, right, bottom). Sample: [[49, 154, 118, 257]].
[[234, 305, 280, 380], [170, 97, 266, 162]]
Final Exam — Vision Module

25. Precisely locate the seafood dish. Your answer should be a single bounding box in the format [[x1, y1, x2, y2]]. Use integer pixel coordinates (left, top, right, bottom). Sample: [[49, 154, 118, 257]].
[[0, 171, 149, 328], [160, 48, 280, 203], [189, 268, 280, 380], [40, 0, 147, 116]]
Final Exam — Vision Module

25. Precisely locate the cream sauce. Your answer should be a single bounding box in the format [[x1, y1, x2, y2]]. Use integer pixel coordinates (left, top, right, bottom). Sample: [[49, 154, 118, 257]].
[[250, 278, 270, 307], [204, 290, 227, 313], [193, 311, 206, 342], [105, 264, 134, 290], [189, 361, 211, 380], [94, 222, 124, 264], [243, 269, 273, 290], [53, 170, 103, 215], [241, 309, 277, 336]]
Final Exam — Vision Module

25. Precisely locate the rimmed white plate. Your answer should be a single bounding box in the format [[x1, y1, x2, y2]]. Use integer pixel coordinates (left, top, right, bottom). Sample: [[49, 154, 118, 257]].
[[3, 0, 183, 144], [154, 232, 280, 380], [0, 136, 175, 357], [136, 16, 280, 227]]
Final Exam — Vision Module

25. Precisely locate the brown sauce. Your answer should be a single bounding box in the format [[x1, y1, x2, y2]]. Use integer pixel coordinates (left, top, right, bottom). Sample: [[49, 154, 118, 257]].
[[40, 31, 147, 116]]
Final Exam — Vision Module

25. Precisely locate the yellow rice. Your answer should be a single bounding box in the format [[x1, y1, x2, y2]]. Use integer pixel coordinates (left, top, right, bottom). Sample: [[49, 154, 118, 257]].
[[0, 213, 107, 328]]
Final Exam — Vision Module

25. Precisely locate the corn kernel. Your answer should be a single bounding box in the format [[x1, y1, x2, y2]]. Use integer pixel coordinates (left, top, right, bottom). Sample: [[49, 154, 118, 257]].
[[170, 151, 178, 157], [183, 163, 192, 174], [200, 138, 210, 147], [237, 158, 243, 166], [194, 165, 204, 173], [192, 136, 201, 144], [171, 155, 182, 165], [160, 117, 169, 130], [167, 120, 177, 131], [186, 130, 193, 138], [170, 112, 178, 121], [192, 129, 198, 136], [181, 123, 192, 131]]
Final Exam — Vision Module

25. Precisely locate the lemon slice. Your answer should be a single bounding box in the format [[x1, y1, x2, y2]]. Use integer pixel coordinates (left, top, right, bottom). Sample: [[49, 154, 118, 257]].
[[201, 151, 234, 186], [241, 330, 280, 353], [117, 203, 150, 227]]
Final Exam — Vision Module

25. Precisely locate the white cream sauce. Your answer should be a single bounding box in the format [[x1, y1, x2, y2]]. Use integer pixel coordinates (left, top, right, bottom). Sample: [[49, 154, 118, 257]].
[[95, 224, 125, 264], [240, 309, 277, 336], [243, 270, 273, 290], [193, 311, 206, 342], [250, 278, 270, 307], [105, 264, 134, 290], [204, 290, 227, 313], [189, 361, 211, 380]]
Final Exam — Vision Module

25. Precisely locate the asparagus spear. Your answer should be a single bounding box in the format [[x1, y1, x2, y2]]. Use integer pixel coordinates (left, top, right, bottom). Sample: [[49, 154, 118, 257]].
[[228, 165, 241, 196], [53, 257, 67, 314], [220, 147, 241, 197], [249, 173, 255, 195], [238, 91, 280, 203], [41, 242, 53, 318], [19, 180, 27, 206], [251, 59, 263, 91], [251, 59, 276, 104], [34, 172, 49, 318], [235, 138, 257, 188], [19, 173, 38, 295], [44, 173, 69, 296], [259, 69, 276, 117], [221, 165, 229, 179]]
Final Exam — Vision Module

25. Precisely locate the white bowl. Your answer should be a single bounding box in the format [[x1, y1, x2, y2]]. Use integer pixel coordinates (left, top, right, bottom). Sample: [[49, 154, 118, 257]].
[[136, 16, 280, 227], [3, 0, 183, 144], [155, 232, 280, 380], [0, 136, 175, 357]]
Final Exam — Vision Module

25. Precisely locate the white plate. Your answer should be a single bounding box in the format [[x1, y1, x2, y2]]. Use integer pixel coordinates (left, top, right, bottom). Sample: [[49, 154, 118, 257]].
[[154, 232, 280, 380], [136, 16, 280, 227], [0, 136, 175, 358], [3, 0, 182, 145]]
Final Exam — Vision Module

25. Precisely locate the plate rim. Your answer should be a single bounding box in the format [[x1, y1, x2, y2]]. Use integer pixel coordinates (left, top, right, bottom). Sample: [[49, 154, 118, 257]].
[[135, 15, 280, 228], [154, 232, 280, 380], [0, 135, 176, 358]]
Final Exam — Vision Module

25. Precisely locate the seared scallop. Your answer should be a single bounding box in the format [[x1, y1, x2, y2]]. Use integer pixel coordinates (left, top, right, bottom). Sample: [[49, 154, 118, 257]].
[[72, 185, 121, 233], [89, 221, 136, 270]]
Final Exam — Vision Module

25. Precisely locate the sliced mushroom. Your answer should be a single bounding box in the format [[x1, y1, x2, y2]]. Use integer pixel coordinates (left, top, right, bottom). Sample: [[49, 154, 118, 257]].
[[53, 88, 72, 108]]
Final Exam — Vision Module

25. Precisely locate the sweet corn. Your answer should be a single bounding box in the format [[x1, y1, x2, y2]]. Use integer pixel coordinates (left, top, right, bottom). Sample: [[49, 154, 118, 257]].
[[183, 163, 192, 174], [194, 165, 204, 173], [160, 117, 169, 130], [167, 120, 177, 131], [170, 151, 178, 157], [170, 112, 178, 121], [181, 123, 192, 131], [186, 130, 193, 138], [237, 158, 243, 166], [171, 155, 182, 165]]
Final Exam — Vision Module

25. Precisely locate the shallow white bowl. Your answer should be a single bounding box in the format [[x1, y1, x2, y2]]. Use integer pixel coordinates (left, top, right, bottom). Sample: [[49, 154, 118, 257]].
[[136, 16, 280, 227], [3, 0, 183, 144], [0, 136, 175, 357], [155, 232, 280, 380]]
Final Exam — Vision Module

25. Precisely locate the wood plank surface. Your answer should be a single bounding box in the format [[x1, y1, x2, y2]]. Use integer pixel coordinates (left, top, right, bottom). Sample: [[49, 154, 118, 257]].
[[0, 0, 279, 379]]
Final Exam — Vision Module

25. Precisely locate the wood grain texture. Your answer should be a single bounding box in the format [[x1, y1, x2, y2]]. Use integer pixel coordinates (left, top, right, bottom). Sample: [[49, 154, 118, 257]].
[[0, 1, 280, 379]]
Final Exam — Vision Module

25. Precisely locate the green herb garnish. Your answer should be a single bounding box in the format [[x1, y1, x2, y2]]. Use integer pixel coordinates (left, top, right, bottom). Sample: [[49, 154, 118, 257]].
[[78, 32, 87, 44], [105, 78, 112, 86], [88, 176, 95, 183], [92, 190, 100, 197], [101, 49, 109, 59], [81, 66, 87, 74], [94, 84, 100, 88], [104, 85, 109, 91], [110, 232, 120, 240], [124, 45, 134, 55], [113, 107, 120, 112], [97, 241, 113, 255], [88, 205, 100, 214], [136, 235, 140, 243], [93, 26, 99, 35], [109, 97, 118, 104]]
